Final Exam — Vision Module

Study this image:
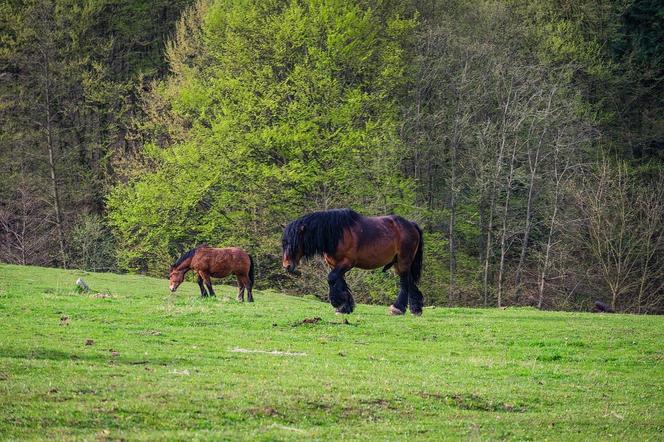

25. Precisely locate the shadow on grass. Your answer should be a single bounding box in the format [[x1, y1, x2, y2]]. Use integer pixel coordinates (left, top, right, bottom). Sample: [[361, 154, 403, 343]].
[[0, 346, 188, 366]]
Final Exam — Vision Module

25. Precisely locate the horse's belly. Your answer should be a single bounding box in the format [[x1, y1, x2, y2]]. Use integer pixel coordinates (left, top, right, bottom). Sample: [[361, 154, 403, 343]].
[[354, 262, 383, 270], [352, 235, 398, 270], [354, 252, 394, 270]]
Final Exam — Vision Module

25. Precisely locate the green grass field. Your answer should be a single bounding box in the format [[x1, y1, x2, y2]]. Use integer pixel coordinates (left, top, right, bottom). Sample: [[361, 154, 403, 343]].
[[0, 264, 662, 440]]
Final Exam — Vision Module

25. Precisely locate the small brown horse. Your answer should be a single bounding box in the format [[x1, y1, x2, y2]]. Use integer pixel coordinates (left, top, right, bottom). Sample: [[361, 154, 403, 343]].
[[169, 245, 255, 301], [282, 208, 424, 315]]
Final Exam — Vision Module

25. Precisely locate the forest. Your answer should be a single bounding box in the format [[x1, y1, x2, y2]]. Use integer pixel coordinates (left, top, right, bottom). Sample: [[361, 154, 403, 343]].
[[1, 0, 662, 313]]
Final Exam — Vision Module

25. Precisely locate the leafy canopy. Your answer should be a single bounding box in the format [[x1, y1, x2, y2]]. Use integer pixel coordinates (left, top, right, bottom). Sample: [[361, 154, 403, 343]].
[[108, 0, 418, 273]]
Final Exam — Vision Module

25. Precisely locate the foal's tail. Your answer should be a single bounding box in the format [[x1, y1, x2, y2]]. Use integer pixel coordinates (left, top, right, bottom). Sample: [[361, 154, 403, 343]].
[[411, 223, 424, 284], [248, 255, 255, 288]]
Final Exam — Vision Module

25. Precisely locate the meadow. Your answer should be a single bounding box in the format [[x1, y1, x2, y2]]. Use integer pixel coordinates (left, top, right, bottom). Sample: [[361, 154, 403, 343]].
[[0, 263, 662, 440]]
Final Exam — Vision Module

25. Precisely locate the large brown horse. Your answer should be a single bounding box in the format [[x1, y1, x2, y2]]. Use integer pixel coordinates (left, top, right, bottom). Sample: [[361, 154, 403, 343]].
[[282, 209, 424, 315], [169, 245, 255, 301]]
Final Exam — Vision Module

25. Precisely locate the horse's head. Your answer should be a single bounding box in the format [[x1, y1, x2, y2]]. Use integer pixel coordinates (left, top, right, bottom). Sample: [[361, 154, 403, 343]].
[[282, 223, 305, 274], [168, 266, 185, 292]]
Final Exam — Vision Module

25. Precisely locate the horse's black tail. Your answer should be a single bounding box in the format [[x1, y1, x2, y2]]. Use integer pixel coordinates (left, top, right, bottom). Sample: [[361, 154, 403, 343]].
[[411, 223, 424, 284], [248, 255, 255, 288]]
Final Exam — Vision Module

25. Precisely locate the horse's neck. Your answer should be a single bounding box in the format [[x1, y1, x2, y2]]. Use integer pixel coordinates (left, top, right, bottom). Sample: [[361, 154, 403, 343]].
[[175, 256, 193, 272]]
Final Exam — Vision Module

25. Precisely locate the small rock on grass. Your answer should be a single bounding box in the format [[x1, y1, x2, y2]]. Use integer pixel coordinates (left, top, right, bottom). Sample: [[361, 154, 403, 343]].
[[75, 278, 90, 293]]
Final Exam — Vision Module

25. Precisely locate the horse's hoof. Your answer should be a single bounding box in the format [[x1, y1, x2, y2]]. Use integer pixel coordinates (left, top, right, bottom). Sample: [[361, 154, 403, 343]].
[[389, 305, 405, 315], [411, 310, 423, 317], [335, 302, 354, 314]]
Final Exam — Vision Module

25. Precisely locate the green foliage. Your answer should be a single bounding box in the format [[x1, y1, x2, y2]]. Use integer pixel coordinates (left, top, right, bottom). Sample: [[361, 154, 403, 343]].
[[0, 0, 193, 267], [69, 214, 117, 272], [3, 0, 662, 310], [108, 0, 419, 278]]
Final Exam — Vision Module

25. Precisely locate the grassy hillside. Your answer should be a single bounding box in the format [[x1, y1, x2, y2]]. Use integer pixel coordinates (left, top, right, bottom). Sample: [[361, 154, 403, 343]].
[[0, 264, 662, 440]]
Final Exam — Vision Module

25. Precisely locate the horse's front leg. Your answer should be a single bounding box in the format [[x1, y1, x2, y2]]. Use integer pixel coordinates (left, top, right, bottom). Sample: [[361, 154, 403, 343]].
[[327, 265, 354, 314], [389, 273, 410, 315]]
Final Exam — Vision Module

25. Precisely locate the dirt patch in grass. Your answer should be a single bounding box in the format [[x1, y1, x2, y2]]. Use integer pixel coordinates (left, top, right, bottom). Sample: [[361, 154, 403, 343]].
[[341, 397, 405, 420], [247, 406, 280, 418], [295, 317, 322, 326], [419, 392, 526, 413], [304, 400, 333, 411]]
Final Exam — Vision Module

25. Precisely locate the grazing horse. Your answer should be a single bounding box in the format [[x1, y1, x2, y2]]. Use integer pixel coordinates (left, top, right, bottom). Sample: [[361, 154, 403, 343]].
[[282, 208, 424, 315], [169, 245, 255, 301]]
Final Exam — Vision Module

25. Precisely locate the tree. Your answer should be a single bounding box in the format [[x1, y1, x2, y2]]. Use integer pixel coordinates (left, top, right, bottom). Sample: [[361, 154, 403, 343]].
[[0, 0, 193, 268], [574, 159, 664, 312], [108, 0, 418, 283]]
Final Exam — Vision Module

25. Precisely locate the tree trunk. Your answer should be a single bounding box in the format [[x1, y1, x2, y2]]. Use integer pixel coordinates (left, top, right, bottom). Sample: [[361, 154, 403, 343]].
[[538, 198, 558, 309], [514, 91, 553, 286], [43, 54, 67, 268], [497, 139, 518, 307], [482, 87, 512, 305]]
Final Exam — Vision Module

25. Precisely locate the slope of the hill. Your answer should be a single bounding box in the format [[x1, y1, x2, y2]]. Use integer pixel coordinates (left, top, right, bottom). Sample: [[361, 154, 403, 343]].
[[0, 264, 662, 440]]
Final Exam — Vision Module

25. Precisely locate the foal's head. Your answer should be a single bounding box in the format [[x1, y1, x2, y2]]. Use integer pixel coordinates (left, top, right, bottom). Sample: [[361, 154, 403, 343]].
[[168, 266, 186, 292]]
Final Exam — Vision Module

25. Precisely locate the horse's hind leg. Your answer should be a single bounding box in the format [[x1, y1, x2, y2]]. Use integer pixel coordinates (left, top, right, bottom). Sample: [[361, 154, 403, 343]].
[[236, 275, 253, 302], [236, 275, 245, 302], [202, 273, 215, 297], [408, 281, 424, 316], [246, 276, 254, 302], [197, 273, 208, 297]]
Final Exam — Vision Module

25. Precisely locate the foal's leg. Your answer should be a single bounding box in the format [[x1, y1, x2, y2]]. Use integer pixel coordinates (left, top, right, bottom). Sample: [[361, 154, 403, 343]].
[[236, 275, 245, 302], [202, 273, 215, 297], [197, 273, 208, 297], [242, 275, 254, 302], [247, 279, 254, 303], [328, 266, 354, 314]]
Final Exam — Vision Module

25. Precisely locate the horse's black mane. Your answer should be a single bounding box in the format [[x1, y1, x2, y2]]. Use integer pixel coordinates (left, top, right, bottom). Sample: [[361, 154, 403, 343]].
[[172, 244, 208, 268], [282, 208, 361, 260]]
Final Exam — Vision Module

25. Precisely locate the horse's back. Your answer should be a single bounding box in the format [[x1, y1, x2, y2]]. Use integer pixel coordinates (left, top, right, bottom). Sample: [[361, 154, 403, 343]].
[[343, 215, 407, 269], [192, 246, 250, 276], [363, 215, 418, 241]]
